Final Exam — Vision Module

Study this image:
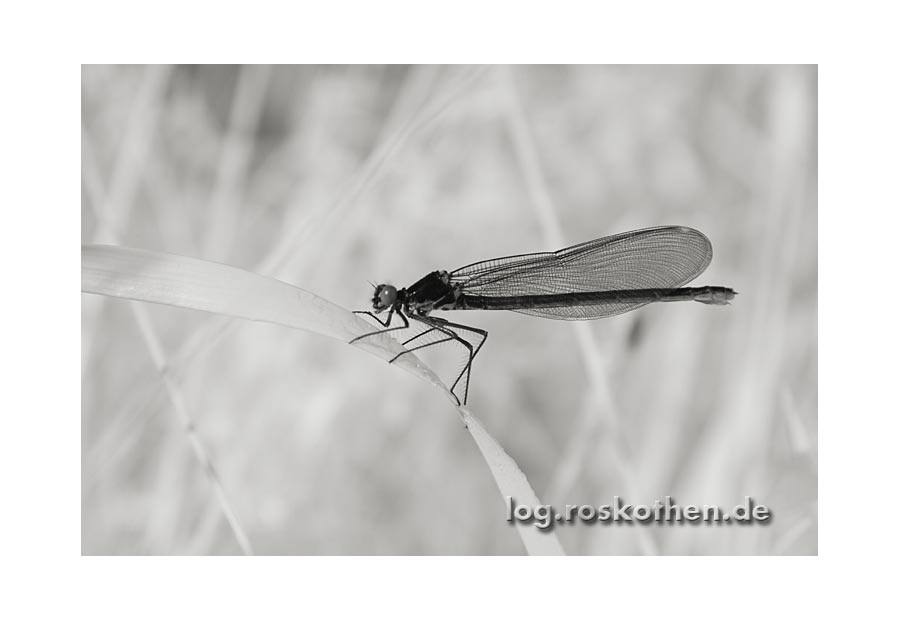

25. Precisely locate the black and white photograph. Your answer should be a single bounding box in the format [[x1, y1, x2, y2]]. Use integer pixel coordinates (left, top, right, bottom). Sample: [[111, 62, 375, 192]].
[[81, 64, 817, 556], [7, 0, 900, 613]]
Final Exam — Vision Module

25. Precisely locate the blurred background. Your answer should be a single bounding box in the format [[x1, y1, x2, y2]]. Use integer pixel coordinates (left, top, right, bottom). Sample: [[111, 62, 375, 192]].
[[82, 65, 817, 555]]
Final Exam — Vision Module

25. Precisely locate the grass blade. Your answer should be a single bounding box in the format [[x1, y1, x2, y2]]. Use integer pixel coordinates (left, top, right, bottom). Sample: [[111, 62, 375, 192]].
[[82, 244, 565, 555]]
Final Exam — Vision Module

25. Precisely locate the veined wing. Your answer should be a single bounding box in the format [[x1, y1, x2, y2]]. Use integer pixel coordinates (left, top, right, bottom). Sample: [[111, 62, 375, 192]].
[[450, 226, 714, 320]]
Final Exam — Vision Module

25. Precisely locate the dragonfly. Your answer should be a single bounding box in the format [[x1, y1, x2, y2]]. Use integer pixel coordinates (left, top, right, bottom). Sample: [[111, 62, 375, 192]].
[[351, 226, 736, 405]]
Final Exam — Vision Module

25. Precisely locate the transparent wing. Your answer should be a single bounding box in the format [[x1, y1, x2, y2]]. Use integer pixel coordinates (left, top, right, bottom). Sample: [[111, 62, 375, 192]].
[[450, 226, 714, 320]]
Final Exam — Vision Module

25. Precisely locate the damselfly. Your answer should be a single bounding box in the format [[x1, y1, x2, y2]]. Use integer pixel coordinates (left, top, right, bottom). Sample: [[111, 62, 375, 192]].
[[351, 226, 735, 405]]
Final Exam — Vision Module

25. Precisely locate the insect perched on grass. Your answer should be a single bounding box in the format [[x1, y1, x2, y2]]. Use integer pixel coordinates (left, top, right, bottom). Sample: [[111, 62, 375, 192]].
[[352, 226, 736, 405]]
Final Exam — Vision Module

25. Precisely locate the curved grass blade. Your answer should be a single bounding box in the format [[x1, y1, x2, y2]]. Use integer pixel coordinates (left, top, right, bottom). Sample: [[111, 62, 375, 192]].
[[82, 244, 565, 555]]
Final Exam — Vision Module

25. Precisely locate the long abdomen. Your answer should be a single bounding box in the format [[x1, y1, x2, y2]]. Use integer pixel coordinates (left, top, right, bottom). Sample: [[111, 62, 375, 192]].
[[456, 286, 736, 310]]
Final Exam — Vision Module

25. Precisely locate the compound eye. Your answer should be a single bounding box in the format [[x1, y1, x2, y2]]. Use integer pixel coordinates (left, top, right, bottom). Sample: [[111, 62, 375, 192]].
[[375, 284, 397, 309]]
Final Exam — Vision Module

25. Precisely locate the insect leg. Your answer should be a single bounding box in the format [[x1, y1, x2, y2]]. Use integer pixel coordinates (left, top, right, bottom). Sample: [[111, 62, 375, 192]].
[[392, 314, 487, 405], [349, 308, 411, 344], [427, 317, 488, 405]]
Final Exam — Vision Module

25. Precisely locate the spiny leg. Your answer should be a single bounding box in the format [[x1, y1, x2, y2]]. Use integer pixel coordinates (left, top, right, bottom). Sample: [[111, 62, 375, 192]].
[[352, 310, 392, 328], [386, 330, 463, 405], [349, 308, 410, 344], [354, 309, 489, 405], [400, 314, 487, 405], [360, 307, 457, 350], [401, 327, 439, 347], [382, 319, 468, 404], [430, 317, 488, 405], [388, 335, 457, 362]]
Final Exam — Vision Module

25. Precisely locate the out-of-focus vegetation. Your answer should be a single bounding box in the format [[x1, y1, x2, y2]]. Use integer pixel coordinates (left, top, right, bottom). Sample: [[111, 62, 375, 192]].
[[82, 65, 817, 554]]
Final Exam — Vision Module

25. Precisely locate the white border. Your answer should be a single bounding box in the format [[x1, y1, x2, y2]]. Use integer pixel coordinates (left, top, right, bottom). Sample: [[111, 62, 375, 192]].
[[5, 0, 899, 616]]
